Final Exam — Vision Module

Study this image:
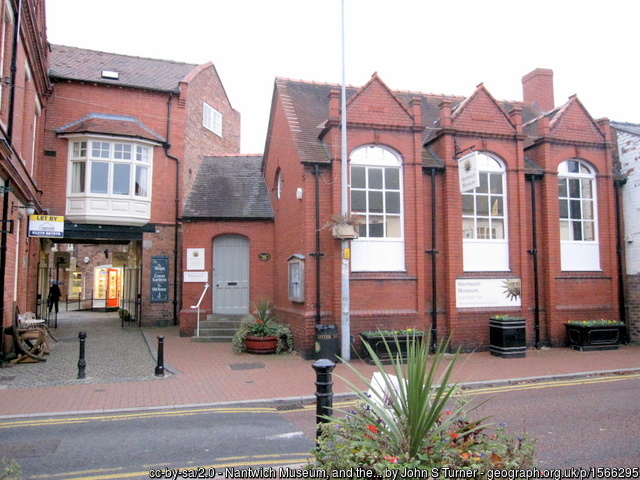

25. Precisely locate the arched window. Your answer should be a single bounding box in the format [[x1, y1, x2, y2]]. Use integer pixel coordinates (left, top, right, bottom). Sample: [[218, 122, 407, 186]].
[[558, 159, 600, 271], [461, 153, 509, 271], [350, 145, 404, 271]]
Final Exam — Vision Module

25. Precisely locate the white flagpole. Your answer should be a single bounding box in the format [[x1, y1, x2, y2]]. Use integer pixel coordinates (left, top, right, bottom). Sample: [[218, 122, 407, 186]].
[[340, 0, 351, 362]]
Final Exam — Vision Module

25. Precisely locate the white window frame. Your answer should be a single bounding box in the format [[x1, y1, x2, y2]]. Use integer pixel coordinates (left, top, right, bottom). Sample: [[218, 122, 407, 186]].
[[558, 159, 600, 271], [350, 145, 405, 272], [462, 153, 509, 272], [65, 135, 155, 226], [203, 102, 222, 137]]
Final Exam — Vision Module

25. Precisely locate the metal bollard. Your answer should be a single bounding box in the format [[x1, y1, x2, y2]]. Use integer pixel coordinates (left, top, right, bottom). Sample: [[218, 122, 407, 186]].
[[155, 335, 165, 377], [77, 331, 87, 379], [312, 358, 336, 440]]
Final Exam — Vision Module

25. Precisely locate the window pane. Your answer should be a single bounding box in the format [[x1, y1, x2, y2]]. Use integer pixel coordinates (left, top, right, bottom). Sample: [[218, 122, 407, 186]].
[[569, 199, 582, 219], [489, 173, 503, 194], [582, 199, 594, 220], [476, 218, 491, 239], [91, 142, 110, 159], [113, 163, 130, 195], [581, 178, 592, 199], [558, 179, 568, 198], [368, 168, 383, 189], [351, 166, 366, 188], [369, 191, 383, 213], [492, 219, 505, 239], [368, 216, 384, 237], [90, 162, 109, 194], [71, 162, 85, 193], [568, 178, 581, 198], [386, 191, 400, 214], [462, 218, 475, 239], [385, 168, 400, 189], [572, 221, 583, 241], [560, 220, 571, 240], [135, 166, 148, 197], [476, 195, 489, 215], [462, 195, 474, 215], [584, 221, 595, 241], [476, 173, 488, 193], [73, 141, 87, 158], [136, 145, 150, 163], [490, 196, 503, 216], [351, 190, 366, 212], [114, 143, 132, 160], [386, 216, 401, 237], [559, 199, 568, 219]]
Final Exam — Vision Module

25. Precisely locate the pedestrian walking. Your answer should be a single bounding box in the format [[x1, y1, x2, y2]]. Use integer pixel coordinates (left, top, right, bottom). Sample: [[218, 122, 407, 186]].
[[48, 282, 61, 314]]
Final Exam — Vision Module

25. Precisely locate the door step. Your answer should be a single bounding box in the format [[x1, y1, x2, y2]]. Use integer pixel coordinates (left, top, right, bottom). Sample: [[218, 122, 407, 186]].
[[191, 314, 244, 343]]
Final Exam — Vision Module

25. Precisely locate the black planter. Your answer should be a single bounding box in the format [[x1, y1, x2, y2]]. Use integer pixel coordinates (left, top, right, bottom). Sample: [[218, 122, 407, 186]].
[[360, 332, 424, 364], [489, 317, 526, 358], [564, 324, 623, 351]]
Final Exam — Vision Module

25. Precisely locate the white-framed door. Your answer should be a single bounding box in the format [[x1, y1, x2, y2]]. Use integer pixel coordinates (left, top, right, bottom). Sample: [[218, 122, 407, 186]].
[[213, 235, 249, 314]]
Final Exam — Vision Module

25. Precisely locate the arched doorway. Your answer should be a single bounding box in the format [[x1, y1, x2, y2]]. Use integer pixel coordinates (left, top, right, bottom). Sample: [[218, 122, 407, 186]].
[[213, 235, 249, 315]]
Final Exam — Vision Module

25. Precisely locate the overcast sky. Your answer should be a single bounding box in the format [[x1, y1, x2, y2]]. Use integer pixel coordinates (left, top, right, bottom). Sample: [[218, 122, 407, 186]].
[[46, 0, 639, 153]]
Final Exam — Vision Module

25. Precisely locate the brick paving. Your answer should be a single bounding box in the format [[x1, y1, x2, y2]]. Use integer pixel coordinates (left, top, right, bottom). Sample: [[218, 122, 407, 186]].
[[1, 310, 639, 418]]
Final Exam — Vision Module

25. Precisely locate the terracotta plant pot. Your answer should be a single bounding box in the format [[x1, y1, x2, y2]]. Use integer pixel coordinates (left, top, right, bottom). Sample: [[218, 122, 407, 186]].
[[245, 335, 278, 354]]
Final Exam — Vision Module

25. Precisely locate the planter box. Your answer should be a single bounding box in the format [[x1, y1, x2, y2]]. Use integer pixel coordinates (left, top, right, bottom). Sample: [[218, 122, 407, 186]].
[[564, 324, 623, 351], [489, 317, 526, 359], [331, 224, 359, 239], [360, 332, 424, 364]]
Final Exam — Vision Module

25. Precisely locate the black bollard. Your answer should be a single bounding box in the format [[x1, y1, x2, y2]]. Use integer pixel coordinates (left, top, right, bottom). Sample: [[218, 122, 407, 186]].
[[77, 331, 87, 379], [155, 335, 165, 377], [312, 358, 336, 440]]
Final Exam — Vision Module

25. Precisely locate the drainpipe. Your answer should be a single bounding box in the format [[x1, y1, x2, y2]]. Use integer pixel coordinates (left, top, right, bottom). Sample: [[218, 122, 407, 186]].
[[614, 177, 628, 342], [425, 168, 439, 353], [526, 173, 543, 348], [309, 164, 324, 324], [7, 0, 22, 140], [0, 179, 11, 364], [164, 94, 180, 325]]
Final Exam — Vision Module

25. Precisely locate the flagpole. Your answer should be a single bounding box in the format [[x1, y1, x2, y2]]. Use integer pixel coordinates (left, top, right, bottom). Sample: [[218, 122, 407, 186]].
[[340, 0, 351, 362]]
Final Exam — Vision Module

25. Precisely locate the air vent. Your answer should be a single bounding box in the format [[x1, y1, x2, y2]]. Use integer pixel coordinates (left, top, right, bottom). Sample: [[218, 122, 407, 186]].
[[101, 70, 119, 80]]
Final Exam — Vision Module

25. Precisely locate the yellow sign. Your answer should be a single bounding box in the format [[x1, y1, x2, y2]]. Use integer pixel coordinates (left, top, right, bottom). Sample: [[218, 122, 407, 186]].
[[343, 248, 350, 259]]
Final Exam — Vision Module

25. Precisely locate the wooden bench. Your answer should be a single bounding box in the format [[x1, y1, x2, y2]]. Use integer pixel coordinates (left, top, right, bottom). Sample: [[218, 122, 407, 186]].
[[9, 306, 57, 363]]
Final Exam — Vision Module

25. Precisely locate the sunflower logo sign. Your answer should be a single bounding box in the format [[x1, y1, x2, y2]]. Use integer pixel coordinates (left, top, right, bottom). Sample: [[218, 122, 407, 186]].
[[456, 278, 522, 308], [458, 151, 479, 192]]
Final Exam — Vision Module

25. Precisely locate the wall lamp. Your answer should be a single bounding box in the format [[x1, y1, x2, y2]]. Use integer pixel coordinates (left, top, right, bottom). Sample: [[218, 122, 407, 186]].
[[12, 201, 36, 216], [1, 201, 36, 234]]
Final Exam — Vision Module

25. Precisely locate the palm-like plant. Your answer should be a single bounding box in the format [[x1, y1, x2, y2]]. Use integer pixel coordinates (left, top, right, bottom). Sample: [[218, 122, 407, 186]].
[[330, 332, 487, 460]]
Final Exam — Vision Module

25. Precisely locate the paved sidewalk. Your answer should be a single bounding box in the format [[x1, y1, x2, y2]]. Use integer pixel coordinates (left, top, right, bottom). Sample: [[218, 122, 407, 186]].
[[1, 310, 639, 418]]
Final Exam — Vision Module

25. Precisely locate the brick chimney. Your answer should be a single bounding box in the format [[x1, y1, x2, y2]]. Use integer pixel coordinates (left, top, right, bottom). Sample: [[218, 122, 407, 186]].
[[522, 68, 554, 112]]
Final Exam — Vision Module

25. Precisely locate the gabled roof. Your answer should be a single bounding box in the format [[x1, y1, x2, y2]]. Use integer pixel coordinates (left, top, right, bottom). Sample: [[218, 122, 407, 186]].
[[49, 44, 199, 93], [56, 113, 165, 143], [183, 155, 273, 220], [272, 76, 542, 166]]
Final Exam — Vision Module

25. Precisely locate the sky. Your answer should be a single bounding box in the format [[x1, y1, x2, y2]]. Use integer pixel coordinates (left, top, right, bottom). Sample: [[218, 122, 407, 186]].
[[45, 0, 640, 154]]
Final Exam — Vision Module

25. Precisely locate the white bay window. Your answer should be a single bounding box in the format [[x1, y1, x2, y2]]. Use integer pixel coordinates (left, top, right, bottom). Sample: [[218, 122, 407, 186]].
[[66, 137, 154, 226]]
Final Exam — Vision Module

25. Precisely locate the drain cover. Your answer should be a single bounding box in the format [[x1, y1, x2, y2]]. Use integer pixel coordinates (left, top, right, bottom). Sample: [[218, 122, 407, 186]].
[[0, 439, 60, 458], [228, 362, 265, 370], [276, 404, 302, 411]]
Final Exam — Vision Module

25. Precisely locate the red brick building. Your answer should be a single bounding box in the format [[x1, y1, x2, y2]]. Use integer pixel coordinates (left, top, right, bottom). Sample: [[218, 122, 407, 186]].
[[248, 69, 620, 356], [0, 0, 50, 357], [34, 45, 241, 328]]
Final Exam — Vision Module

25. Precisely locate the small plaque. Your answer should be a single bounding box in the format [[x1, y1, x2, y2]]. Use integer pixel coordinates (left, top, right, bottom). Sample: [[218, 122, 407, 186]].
[[258, 252, 271, 262]]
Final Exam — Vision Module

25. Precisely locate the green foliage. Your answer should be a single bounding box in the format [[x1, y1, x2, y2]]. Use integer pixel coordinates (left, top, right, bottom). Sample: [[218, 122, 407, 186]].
[[1, 458, 22, 480], [231, 300, 293, 354], [491, 316, 525, 321], [566, 319, 624, 327], [310, 332, 536, 474], [360, 328, 425, 337]]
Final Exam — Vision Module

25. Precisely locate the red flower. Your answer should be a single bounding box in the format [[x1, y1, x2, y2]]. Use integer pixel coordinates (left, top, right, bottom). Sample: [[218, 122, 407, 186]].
[[384, 456, 399, 464], [366, 424, 379, 434], [450, 432, 459, 439]]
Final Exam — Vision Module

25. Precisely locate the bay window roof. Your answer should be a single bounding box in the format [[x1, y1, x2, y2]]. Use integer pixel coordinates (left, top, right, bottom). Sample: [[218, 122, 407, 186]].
[[56, 113, 165, 144]]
